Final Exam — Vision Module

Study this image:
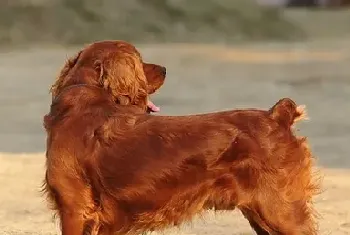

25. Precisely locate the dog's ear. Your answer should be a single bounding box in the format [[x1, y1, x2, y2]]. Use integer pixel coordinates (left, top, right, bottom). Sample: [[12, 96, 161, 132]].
[[97, 56, 148, 107], [50, 50, 82, 97], [94, 60, 105, 86], [94, 59, 132, 105]]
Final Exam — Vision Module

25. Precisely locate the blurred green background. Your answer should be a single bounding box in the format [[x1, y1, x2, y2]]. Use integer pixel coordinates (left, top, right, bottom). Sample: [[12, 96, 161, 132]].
[[1, 0, 350, 46]]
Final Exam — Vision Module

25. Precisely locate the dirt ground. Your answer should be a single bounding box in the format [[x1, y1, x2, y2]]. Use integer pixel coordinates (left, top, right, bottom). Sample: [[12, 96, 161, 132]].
[[0, 41, 350, 234], [0, 153, 349, 235]]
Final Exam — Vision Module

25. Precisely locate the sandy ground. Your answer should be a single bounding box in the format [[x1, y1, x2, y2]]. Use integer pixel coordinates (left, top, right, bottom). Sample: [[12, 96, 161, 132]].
[[0, 153, 349, 235], [0, 40, 350, 234]]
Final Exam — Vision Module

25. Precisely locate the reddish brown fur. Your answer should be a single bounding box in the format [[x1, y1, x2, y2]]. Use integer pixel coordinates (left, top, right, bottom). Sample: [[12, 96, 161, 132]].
[[43, 40, 320, 235]]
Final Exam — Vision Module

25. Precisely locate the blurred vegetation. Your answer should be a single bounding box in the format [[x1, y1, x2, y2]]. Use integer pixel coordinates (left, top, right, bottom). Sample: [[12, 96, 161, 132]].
[[0, 0, 307, 46]]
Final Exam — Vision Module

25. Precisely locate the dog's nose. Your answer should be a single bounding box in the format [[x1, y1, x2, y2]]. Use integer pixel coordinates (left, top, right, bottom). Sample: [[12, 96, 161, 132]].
[[161, 66, 166, 76]]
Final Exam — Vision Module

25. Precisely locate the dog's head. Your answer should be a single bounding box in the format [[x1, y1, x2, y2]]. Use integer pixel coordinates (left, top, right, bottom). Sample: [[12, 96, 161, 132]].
[[50, 40, 166, 112]]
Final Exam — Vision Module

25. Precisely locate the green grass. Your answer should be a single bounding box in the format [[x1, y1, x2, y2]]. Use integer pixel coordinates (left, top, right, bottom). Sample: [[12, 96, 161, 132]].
[[283, 8, 350, 39], [0, 0, 306, 46]]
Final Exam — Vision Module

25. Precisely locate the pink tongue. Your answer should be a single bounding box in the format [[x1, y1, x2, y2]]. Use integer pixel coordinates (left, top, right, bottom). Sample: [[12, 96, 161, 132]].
[[147, 100, 160, 112]]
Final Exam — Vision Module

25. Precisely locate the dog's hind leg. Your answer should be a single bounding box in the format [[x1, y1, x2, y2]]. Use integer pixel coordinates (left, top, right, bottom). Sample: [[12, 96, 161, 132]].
[[248, 220, 270, 235], [240, 208, 272, 235], [241, 197, 317, 235]]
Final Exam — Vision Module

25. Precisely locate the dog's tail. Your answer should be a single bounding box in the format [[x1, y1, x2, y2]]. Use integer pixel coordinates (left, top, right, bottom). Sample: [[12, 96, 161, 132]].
[[268, 98, 308, 128]]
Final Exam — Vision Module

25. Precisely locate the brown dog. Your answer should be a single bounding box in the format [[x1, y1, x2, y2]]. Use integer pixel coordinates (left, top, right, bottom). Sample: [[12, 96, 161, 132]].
[[43, 40, 320, 235]]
